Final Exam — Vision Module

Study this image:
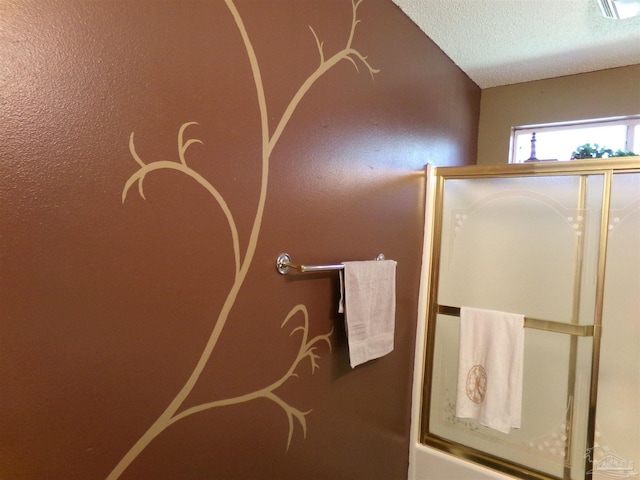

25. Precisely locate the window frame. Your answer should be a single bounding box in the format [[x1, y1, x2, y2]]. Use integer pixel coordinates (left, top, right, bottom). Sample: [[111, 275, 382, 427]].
[[509, 115, 640, 164]]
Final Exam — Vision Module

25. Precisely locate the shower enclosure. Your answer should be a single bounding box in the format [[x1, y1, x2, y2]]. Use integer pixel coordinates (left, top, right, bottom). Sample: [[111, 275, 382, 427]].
[[418, 159, 639, 480]]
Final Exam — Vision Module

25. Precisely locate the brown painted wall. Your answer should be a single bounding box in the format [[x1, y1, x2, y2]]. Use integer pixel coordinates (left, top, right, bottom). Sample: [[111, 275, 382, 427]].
[[0, 1, 479, 479]]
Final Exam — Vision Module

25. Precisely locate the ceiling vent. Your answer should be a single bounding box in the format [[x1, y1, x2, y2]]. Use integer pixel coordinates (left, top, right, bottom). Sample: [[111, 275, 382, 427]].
[[598, 0, 640, 18]]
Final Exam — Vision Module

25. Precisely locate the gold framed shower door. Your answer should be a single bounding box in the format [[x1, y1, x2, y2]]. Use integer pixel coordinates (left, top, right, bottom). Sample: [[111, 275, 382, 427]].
[[419, 158, 640, 480]]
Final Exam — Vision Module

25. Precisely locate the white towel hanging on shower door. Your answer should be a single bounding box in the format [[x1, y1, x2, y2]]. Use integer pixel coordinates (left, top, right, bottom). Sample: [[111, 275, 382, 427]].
[[455, 306, 525, 434]]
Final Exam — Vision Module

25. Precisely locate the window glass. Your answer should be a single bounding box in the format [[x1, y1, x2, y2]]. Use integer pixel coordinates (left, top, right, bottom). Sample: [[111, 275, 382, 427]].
[[511, 116, 640, 163]]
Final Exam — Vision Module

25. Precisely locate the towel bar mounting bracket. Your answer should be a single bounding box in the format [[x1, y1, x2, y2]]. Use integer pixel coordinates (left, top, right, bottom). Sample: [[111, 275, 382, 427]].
[[276, 253, 293, 274]]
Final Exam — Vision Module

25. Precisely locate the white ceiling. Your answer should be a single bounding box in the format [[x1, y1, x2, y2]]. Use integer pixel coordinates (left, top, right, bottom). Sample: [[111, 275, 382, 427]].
[[391, 0, 640, 88]]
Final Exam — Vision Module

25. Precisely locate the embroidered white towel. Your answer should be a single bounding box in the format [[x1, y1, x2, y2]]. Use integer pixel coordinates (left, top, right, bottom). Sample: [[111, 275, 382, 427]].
[[338, 260, 397, 368], [455, 306, 525, 433]]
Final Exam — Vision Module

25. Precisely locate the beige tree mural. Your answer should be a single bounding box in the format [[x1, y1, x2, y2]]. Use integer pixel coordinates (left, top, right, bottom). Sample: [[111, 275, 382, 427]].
[[109, 1, 378, 478]]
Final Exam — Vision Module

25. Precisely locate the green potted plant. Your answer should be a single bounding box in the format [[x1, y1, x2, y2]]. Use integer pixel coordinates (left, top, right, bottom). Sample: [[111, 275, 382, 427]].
[[572, 143, 637, 159]]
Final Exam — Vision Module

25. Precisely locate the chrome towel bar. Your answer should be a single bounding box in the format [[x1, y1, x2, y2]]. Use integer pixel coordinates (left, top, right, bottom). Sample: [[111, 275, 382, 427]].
[[276, 253, 385, 275]]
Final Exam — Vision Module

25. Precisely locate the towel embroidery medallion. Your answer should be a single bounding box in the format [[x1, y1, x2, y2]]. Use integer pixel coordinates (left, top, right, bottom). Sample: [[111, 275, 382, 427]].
[[466, 364, 487, 404]]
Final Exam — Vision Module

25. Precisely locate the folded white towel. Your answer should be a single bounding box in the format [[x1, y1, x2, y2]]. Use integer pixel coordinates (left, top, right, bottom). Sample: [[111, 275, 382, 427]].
[[455, 307, 524, 433], [339, 260, 397, 368]]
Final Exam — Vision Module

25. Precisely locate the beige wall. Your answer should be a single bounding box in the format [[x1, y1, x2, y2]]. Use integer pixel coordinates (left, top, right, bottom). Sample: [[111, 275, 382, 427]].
[[477, 64, 640, 165]]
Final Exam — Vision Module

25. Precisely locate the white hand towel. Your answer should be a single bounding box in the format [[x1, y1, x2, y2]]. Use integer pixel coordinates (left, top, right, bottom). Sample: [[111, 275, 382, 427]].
[[338, 260, 397, 368], [455, 307, 524, 433]]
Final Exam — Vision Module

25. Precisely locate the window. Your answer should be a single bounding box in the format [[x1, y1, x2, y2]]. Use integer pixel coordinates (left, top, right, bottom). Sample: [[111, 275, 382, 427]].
[[510, 116, 640, 163]]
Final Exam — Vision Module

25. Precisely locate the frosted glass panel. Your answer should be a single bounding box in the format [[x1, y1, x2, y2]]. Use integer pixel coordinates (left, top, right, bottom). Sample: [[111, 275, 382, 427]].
[[592, 173, 640, 479], [438, 175, 601, 324], [428, 173, 603, 479], [422, 161, 640, 480], [429, 313, 584, 478]]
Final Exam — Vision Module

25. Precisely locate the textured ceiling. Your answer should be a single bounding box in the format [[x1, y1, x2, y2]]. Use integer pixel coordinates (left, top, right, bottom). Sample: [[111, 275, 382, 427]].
[[391, 0, 640, 88]]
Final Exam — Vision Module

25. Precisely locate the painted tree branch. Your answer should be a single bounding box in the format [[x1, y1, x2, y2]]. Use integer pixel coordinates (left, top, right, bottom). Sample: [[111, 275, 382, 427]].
[[166, 305, 332, 450], [108, 1, 376, 478], [123, 126, 241, 279], [269, 0, 379, 152]]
